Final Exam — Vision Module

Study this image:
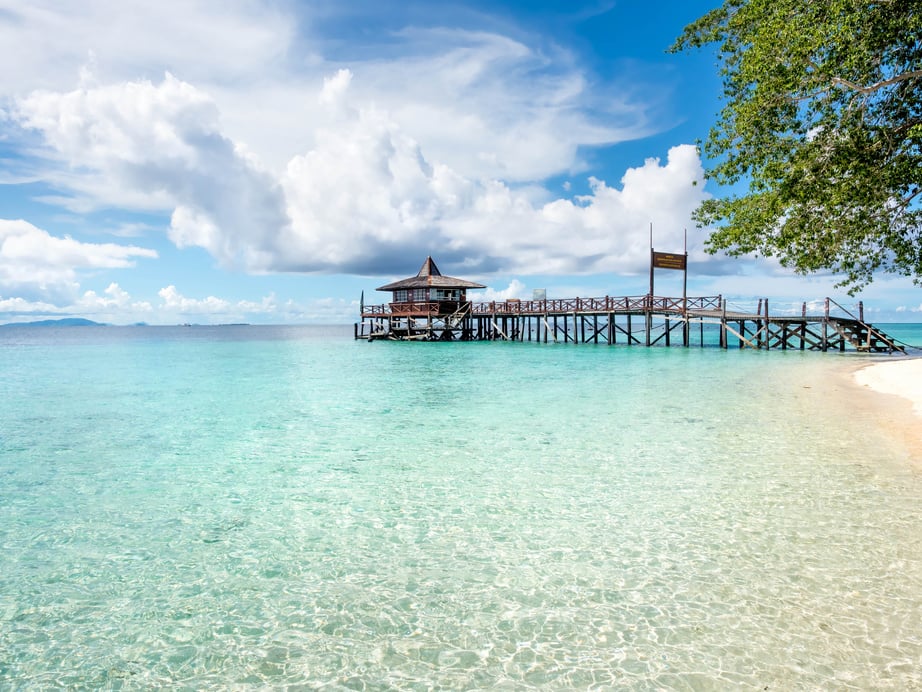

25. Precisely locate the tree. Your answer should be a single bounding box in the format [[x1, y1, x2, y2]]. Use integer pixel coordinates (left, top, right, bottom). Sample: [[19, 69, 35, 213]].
[[672, 0, 922, 292]]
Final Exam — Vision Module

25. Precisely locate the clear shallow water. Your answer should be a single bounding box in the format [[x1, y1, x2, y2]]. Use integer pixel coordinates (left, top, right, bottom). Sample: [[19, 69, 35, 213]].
[[1, 325, 922, 689]]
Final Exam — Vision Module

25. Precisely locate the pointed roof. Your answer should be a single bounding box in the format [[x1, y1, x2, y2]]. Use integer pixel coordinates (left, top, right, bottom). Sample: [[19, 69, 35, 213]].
[[376, 256, 486, 292]]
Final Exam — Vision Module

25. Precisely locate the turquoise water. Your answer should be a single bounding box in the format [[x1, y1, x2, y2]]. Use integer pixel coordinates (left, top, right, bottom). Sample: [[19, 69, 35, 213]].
[[2, 325, 922, 689]]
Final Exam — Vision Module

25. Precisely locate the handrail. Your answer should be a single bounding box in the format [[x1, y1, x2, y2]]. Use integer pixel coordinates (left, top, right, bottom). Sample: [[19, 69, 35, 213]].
[[826, 297, 861, 321], [827, 297, 906, 353], [361, 295, 726, 317], [466, 295, 721, 315]]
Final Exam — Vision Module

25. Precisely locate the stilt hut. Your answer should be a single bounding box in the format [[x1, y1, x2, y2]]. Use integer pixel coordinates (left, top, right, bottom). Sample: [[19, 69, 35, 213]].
[[361, 256, 485, 340]]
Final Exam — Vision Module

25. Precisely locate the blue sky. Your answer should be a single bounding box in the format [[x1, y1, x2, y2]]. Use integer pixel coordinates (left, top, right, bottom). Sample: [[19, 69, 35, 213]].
[[1, 0, 919, 324]]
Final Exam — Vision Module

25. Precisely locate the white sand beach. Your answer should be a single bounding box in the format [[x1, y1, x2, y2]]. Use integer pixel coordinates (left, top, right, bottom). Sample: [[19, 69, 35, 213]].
[[852, 357, 922, 466], [854, 357, 922, 417]]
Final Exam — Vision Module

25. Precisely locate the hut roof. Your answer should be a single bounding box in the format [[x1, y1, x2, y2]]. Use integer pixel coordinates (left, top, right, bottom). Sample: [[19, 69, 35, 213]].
[[376, 256, 486, 291]]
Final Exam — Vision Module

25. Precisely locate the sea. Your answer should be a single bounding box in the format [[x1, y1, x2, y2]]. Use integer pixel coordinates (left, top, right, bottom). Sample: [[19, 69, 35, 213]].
[[2, 323, 922, 690]]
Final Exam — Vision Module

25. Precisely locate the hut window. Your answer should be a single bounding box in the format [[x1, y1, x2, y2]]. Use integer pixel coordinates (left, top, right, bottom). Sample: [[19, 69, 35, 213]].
[[435, 289, 459, 301], [394, 290, 408, 302]]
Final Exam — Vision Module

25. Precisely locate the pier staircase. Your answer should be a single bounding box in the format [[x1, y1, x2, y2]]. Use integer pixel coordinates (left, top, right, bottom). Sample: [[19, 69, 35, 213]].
[[829, 318, 905, 353]]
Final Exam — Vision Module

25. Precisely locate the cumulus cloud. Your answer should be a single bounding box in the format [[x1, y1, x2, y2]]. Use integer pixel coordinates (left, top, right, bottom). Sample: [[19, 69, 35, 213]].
[[0, 282, 297, 325], [76, 282, 153, 317], [0, 296, 62, 316], [15, 75, 289, 271], [157, 285, 278, 317], [279, 101, 705, 277], [158, 285, 233, 314], [12, 71, 707, 280], [0, 218, 157, 302], [481, 279, 529, 302]]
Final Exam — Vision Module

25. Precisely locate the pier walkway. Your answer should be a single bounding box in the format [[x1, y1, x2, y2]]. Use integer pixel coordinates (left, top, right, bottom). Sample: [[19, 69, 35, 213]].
[[356, 295, 905, 353]]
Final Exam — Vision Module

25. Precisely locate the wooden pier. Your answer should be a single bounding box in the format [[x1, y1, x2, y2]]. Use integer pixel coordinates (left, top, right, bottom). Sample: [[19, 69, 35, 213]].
[[356, 256, 904, 353], [356, 294, 905, 353]]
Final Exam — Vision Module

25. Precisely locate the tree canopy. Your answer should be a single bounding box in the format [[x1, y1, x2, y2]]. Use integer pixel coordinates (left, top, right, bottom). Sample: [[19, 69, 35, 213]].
[[672, 0, 922, 292]]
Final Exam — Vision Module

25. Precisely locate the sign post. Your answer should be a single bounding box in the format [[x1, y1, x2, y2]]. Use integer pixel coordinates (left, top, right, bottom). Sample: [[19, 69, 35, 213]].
[[649, 227, 690, 346]]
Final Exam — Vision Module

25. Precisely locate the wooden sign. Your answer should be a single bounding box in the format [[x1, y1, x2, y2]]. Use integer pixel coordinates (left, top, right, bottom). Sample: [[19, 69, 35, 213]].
[[652, 251, 687, 271]]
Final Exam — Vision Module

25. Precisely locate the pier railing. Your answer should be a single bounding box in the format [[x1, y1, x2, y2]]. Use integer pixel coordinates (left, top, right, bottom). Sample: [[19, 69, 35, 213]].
[[481, 294, 723, 314], [361, 295, 723, 317]]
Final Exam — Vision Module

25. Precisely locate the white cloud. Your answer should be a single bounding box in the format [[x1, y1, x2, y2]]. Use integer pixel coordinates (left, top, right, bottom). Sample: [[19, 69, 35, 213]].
[[0, 296, 62, 315], [319, 69, 353, 107], [0, 281, 292, 325], [158, 285, 232, 314], [896, 304, 922, 314], [1, 2, 652, 179], [15, 75, 289, 271], [0, 0, 292, 95], [156, 285, 281, 321], [355, 28, 649, 182], [0, 218, 157, 301], [481, 279, 529, 302], [76, 282, 153, 317], [11, 71, 708, 280]]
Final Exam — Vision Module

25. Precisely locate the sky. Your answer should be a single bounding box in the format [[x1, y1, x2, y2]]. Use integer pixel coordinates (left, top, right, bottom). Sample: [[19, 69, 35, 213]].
[[1, 0, 920, 325]]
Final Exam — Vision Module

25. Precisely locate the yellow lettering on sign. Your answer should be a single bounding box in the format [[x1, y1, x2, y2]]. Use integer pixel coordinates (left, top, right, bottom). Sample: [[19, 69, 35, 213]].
[[652, 252, 687, 270]]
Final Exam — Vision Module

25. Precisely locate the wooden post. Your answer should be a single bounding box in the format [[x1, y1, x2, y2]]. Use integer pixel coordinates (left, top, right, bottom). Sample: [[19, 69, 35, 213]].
[[822, 297, 830, 351], [800, 302, 806, 350], [645, 295, 652, 347], [683, 228, 689, 348], [764, 299, 770, 350], [859, 301, 864, 323]]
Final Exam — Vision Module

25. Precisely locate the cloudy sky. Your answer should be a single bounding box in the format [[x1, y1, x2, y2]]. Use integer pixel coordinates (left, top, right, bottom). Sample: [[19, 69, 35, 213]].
[[1, 0, 919, 325]]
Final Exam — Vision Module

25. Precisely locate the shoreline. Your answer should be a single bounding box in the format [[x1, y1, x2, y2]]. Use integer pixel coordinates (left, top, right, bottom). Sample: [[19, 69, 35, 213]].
[[853, 356, 922, 417], [850, 355, 922, 467]]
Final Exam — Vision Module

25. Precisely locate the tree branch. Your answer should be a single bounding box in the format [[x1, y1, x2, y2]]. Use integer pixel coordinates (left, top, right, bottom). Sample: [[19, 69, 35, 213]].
[[832, 70, 922, 95]]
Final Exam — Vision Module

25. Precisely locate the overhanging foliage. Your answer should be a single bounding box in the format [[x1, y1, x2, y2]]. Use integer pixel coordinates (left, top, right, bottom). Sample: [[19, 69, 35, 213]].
[[672, 0, 922, 292]]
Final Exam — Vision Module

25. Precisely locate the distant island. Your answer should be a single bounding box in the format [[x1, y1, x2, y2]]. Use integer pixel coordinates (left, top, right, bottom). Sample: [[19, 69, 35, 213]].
[[0, 318, 107, 328], [0, 319, 268, 329], [0, 319, 260, 328]]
